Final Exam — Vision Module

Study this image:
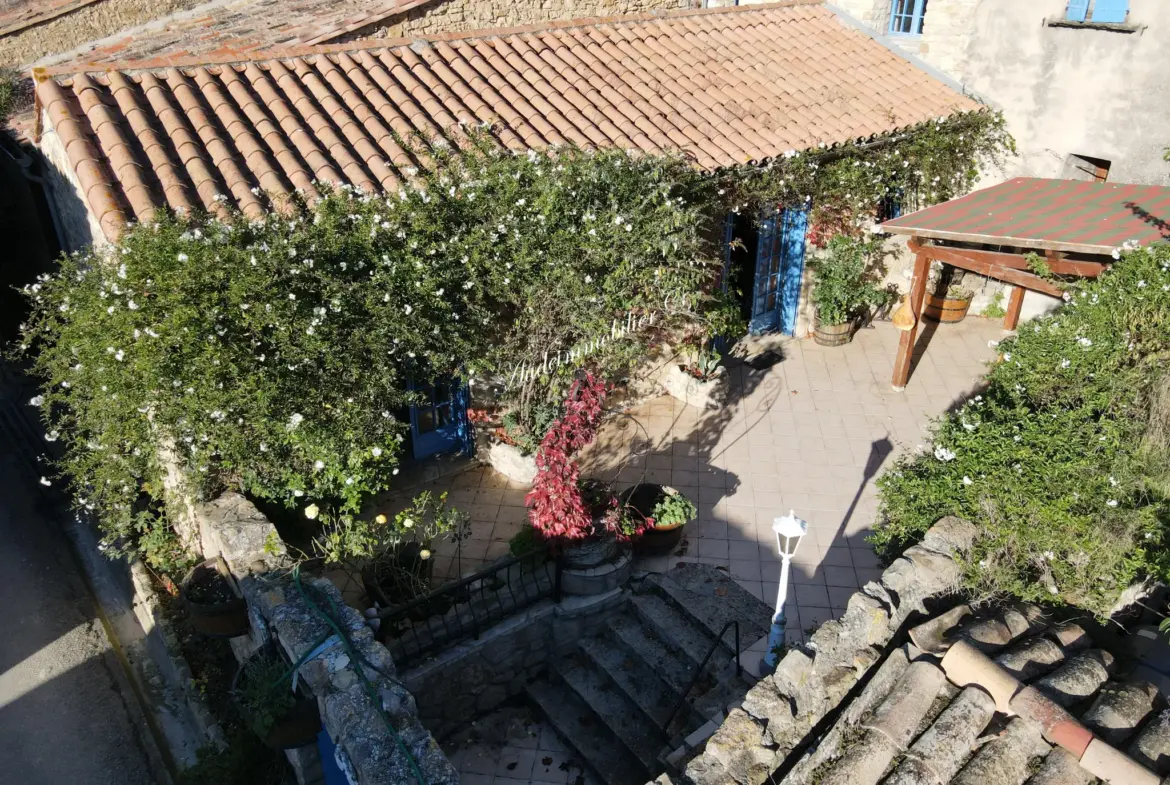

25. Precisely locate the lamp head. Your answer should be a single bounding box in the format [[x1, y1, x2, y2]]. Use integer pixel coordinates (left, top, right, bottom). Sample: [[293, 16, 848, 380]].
[[772, 510, 808, 540]]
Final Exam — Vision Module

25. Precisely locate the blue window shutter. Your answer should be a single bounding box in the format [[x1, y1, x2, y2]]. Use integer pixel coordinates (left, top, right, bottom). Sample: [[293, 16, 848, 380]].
[[1091, 0, 1128, 22], [749, 210, 779, 334], [1066, 0, 1089, 21], [778, 208, 809, 336]]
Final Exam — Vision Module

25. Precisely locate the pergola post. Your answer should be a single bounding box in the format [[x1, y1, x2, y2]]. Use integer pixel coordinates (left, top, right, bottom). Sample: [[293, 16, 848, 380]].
[[1003, 286, 1026, 331], [892, 240, 930, 391]]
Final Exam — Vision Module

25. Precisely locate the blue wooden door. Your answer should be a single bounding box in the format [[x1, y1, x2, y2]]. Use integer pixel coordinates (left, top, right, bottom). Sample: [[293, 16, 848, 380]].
[[1065, 0, 1089, 21], [409, 378, 471, 460], [750, 207, 809, 336]]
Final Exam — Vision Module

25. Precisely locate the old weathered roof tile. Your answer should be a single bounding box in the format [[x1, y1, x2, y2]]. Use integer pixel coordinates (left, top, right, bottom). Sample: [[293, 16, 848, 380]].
[[34, 0, 981, 242]]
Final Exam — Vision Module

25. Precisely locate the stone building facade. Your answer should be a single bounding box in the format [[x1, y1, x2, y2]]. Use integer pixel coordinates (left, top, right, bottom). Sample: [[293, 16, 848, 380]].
[[834, 0, 1170, 186]]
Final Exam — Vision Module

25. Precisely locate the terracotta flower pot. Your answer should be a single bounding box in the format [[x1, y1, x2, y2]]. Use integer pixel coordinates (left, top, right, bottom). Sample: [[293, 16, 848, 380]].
[[620, 483, 689, 556], [923, 294, 971, 323]]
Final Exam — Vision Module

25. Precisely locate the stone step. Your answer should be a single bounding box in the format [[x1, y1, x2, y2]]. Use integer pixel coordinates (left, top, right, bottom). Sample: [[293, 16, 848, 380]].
[[631, 593, 731, 670], [606, 611, 701, 695], [646, 567, 772, 646], [578, 634, 695, 732], [554, 656, 666, 773], [527, 679, 647, 785]]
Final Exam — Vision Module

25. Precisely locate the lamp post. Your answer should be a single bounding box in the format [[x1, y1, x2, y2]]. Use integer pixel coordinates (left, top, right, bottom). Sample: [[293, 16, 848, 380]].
[[763, 510, 808, 671]]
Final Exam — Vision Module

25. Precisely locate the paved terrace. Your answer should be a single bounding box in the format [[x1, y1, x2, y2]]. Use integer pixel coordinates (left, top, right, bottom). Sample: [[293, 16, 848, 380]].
[[389, 319, 1004, 645]]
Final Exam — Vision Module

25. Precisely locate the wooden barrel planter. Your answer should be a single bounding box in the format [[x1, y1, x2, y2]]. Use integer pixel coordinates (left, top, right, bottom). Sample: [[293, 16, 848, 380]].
[[923, 294, 971, 323], [813, 320, 854, 347], [180, 559, 250, 638]]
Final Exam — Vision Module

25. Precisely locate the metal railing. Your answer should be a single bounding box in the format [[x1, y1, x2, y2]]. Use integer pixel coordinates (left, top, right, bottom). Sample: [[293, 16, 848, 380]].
[[374, 546, 560, 668], [663, 620, 741, 734]]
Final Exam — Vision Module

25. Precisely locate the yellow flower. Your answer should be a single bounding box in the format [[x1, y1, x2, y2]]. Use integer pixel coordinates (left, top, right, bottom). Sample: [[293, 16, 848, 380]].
[[419, 549, 432, 560], [375, 514, 388, 525]]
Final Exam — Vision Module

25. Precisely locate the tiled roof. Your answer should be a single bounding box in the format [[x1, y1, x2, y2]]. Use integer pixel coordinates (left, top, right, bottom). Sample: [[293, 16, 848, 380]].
[[29, 0, 437, 68], [882, 177, 1170, 255], [778, 603, 1169, 785], [33, 0, 983, 243]]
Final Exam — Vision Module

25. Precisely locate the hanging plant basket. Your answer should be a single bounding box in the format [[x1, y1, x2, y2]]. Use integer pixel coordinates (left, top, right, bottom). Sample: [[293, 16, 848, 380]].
[[180, 558, 250, 638], [923, 294, 971, 323], [232, 646, 321, 749]]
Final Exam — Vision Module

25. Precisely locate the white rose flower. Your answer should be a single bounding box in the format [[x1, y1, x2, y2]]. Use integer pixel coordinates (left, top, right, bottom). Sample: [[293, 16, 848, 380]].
[[304, 504, 320, 520], [314, 460, 325, 470], [372, 447, 383, 457]]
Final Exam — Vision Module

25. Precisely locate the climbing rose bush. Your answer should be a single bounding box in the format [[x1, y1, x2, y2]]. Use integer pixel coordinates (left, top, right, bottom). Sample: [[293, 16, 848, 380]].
[[875, 242, 1170, 616], [17, 140, 730, 554]]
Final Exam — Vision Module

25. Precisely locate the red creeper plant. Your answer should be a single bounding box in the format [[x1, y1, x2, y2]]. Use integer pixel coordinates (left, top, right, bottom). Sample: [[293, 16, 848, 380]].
[[525, 374, 609, 541]]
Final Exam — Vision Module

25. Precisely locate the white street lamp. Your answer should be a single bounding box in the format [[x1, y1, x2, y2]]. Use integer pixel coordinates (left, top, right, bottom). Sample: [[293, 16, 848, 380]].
[[764, 510, 808, 670]]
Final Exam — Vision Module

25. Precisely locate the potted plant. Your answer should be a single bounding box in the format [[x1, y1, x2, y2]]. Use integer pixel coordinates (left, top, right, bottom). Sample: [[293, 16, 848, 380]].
[[233, 646, 320, 749], [924, 266, 975, 323], [180, 558, 250, 638], [663, 343, 729, 410], [620, 484, 698, 556], [527, 374, 650, 565], [486, 403, 561, 485], [312, 490, 469, 611], [808, 235, 892, 346]]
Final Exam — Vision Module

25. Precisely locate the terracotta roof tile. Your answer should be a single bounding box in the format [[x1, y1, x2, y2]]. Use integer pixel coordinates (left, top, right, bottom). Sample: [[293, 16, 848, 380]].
[[34, 0, 982, 242]]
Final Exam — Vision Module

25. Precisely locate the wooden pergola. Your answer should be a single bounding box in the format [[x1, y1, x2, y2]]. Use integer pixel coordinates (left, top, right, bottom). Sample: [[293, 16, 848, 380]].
[[880, 177, 1170, 390]]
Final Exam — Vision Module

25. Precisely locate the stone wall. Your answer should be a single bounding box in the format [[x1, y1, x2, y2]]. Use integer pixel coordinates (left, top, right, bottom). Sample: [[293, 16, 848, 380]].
[[403, 588, 626, 739], [193, 492, 460, 785], [35, 108, 104, 252], [347, 0, 693, 40], [684, 516, 978, 785]]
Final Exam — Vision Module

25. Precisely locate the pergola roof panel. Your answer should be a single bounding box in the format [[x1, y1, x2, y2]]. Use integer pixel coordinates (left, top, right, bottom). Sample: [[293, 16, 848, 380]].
[[881, 177, 1170, 255]]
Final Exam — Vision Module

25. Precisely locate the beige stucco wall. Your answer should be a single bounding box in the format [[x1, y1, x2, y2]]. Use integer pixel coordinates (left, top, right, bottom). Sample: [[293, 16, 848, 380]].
[[348, 0, 693, 39], [37, 110, 106, 253]]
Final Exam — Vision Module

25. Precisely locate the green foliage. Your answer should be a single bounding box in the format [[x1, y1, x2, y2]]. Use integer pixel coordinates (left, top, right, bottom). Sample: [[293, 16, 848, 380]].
[[875, 243, 1170, 616], [313, 490, 469, 568], [135, 510, 196, 575], [652, 486, 698, 529], [235, 653, 295, 738], [1025, 252, 1054, 281], [177, 729, 288, 785], [808, 235, 892, 326], [508, 522, 540, 558], [19, 140, 725, 551], [0, 69, 14, 125], [501, 403, 560, 456], [728, 112, 1015, 235], [685, 345, 722, 380], [982, 290, 1007, 319]]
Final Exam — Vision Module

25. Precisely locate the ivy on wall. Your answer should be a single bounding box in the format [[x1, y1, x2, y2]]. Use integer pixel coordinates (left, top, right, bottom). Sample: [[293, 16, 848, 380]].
[[17, 115, 1013, 557]]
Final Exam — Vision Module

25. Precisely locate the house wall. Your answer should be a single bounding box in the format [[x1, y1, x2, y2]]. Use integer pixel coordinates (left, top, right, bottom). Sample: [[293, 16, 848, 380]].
[[36, 110, 105, 253], [346, 0, 693, 40]]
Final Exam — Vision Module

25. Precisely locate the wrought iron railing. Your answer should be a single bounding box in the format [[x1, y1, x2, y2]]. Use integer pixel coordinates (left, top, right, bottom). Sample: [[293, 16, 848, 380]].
[[663, 620, 741, 734], [374, 546, 561, 668]]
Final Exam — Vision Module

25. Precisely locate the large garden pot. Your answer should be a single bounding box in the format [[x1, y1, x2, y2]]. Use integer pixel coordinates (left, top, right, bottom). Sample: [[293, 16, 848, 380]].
[[923, 294, 971, 323], [486, 440, 537, 486], [561, 532, 622, 570], [813, 320, 855, 347], [620, 483, 688, 556], [661, 363, 729, 411], [361, 542, 436, 610], [232, 649, 321, 749], [180, 559, 249, 638]]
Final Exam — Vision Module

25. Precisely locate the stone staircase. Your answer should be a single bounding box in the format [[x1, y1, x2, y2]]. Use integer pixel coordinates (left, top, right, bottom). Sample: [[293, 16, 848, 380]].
[[527, 564, 772, 785]]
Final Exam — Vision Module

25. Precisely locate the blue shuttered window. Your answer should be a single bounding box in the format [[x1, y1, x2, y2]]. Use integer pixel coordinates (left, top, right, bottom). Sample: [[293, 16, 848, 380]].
[[1065, 0, 1090, 21], [1090, 0, 1129, 23], [889, 0, 928, 36]]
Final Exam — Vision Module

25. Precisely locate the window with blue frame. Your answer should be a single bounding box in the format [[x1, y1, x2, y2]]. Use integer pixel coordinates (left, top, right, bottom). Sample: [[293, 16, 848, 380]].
[[889, 0, 928, 36], [1066, 0, 1129, 23]]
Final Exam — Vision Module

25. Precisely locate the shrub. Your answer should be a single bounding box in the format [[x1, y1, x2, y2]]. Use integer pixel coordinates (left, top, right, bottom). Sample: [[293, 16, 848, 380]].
[[18, 141, 730, 553], [875, 243, 1170, 616], [808, 235, 891, 326]]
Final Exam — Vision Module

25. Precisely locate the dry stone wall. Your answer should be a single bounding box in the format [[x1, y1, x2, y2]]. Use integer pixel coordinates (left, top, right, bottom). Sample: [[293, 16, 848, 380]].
[[347, 0, 693, 40]]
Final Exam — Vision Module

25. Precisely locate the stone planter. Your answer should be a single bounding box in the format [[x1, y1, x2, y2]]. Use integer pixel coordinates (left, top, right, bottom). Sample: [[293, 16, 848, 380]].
[[813, 319, 855, 347], [560, 531, 632, 596], [662, 363, 728, 411], [486, 440, 537, 486]]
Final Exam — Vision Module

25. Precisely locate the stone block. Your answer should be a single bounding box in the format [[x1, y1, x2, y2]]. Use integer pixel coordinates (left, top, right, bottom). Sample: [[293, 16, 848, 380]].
[[702, 709, 777, 785], [485, 441, 537, 486], [662, 363, 729, 411]]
